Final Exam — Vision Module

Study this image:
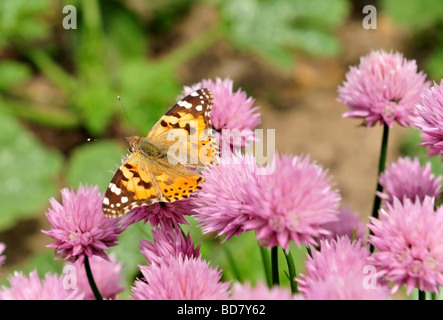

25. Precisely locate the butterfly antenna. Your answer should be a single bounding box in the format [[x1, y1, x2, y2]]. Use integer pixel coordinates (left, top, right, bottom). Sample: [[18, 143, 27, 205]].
[[86, 138, 120, 142], [118, 96, 135, 135]]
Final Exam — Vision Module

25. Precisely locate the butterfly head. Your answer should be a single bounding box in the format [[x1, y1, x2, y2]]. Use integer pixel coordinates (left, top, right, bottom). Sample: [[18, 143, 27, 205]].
[[126, 136, 141, 152]]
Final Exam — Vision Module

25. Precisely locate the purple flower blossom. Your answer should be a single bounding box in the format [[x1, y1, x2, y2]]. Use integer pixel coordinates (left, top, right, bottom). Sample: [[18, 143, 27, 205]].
[[320, 206, 365, 242], [301, 274, 390, 300], [140, 227, 200, 267], [298, 237, 390, 300], [369, 197, 443, 294], [120, 198, 195, 231], [230, 282, 293, 300], [192, 152, 258, 241], [243, 154, 341, 250], [415, 81, 443, 158], [338, 50, 429, 127], [378, 157, 441, 205], [132, 255, 230, 300], [0, 243, 5, 267], [71, 254, 124, 300], [42, 185, 123, 263], [298, 237, 370, 292], [182, 77, 261, 150], [0, 270, 84, 300]]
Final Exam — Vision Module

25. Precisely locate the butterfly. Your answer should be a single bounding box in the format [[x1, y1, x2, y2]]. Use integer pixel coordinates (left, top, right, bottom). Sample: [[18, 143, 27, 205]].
[[103, 88, 219, 218]]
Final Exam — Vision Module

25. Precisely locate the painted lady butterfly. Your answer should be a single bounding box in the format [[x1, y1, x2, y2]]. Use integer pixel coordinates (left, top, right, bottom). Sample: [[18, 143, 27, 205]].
[[103, 88, 219, 218]]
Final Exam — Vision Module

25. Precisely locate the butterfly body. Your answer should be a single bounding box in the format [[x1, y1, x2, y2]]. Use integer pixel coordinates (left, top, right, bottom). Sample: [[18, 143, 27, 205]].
[[103, 88, 218, 218], [128, 136, 168, 160]]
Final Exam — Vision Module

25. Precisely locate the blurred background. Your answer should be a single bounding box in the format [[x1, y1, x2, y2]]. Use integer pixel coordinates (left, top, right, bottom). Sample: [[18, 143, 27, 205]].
[[1, 0, 443, 295]]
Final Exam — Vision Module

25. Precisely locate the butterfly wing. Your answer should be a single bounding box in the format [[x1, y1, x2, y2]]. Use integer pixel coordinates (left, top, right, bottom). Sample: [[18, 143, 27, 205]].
[[102, 152, 162, 217], [146, 88, 219, 166], [103, 149, 203, 218]]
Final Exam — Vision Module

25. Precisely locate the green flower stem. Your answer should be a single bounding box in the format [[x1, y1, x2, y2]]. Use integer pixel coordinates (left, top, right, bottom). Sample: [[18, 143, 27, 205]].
[[271, 246, 279, 286], [82, 0, 103, 32], [370, 123, 389, 253], [259, 245, 272, 288], [84, 256, 103, 300], [223, 245, 242, 283], [283, 250, 298, 294], [418, 290, 426, 300]]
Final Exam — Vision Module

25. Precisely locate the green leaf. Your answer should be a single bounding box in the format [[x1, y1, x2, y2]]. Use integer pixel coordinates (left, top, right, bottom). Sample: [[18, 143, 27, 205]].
[[101, 1, 147, 60], [382, 0, 443, 30], [0, 61, 32, 90], [66, 141, 126, 192], [424, 47, 443, 81], [0, 0, 51, 46], [119, 61, 181, 134], [0, 109, 62, 231], [73, 81, 117, 135], [217, 0, 349, 68]]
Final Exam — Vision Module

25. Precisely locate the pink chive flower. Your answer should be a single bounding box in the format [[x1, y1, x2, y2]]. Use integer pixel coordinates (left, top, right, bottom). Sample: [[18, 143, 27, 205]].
[[182, 77, 261, 150], [140, 227, 200, 268], [132, 255, 230, 300], [0, 243, 5, 267], [320, 206, 365, 242], [120, 198, 194, 231], [243, 154, 341, 250], [338, 50, 429, 127], [369, 197, 443, 294], [301, 274, 390, 300], [230, 282, 293, 300], [415, 81, 443, 158], [378, 157, 441, 205], [71, 254, 124, 300], [297, 237, 370, 292], [0, 270, 84, 300], [42, 185, 123, 263], [192, 152, 258, 241], [298, 237, 390, 300]]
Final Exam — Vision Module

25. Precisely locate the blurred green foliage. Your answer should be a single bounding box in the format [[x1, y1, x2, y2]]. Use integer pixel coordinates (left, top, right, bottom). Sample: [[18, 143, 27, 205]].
[[216, 0, 350, 67], [0, 111, 62, 231], [66, 142, 125, 191], [382, 0, 443, 80]]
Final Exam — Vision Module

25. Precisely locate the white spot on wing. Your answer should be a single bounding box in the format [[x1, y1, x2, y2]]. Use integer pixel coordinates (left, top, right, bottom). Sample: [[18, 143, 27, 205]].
[[178, 100, 192, 109]]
